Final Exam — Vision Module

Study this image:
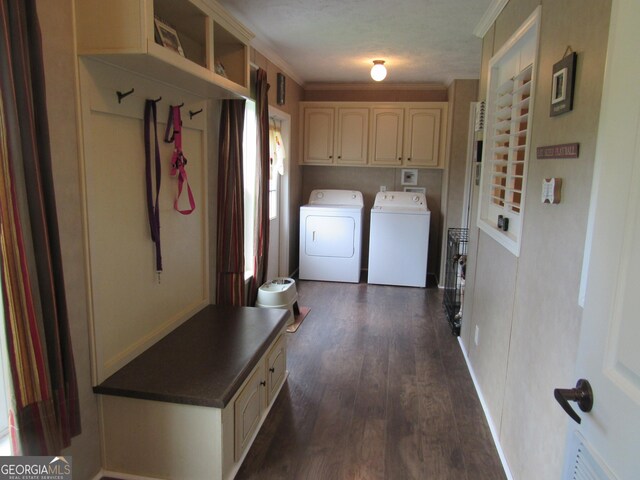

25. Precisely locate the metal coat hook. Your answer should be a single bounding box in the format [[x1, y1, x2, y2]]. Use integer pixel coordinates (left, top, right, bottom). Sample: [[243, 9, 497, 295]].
[[176, 102, 184, 108], [116, 88, 134, 104], [189, 108, 203, 119], [151, 96, 162, 103]]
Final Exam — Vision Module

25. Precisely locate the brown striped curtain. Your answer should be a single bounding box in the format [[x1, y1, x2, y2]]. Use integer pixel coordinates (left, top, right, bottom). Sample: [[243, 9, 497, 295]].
[[0, 0, 80, 454], [247, 69, 270, 305], [216, 99, 246, 306]]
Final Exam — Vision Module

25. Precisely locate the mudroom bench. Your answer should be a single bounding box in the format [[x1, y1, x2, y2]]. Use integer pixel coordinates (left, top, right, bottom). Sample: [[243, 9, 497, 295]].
[[94, 305, 289, 480]]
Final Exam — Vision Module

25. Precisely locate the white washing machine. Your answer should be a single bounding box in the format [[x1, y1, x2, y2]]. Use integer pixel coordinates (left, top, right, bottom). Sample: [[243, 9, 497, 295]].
[[299, 189, 363, 283], [368, 191, 430, 287]]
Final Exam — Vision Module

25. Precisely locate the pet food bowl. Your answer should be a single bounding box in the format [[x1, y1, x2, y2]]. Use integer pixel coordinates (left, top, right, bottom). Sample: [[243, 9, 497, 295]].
[[256, 277, 298, 325]]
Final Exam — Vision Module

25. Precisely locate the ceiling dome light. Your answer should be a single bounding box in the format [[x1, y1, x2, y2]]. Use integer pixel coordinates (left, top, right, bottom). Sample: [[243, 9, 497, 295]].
[[370, 60, 387, 81]]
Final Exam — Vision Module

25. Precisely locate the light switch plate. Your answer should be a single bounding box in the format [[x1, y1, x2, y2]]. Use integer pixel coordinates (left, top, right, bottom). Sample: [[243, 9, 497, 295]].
[[542, 177, 562, 204]]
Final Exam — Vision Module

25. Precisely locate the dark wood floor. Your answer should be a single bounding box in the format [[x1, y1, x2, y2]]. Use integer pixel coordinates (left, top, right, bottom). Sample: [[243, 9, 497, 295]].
[[236, 281, 505, 480]]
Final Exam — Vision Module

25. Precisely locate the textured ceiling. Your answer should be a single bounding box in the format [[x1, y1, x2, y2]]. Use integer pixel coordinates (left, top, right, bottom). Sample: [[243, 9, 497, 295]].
[[217, 0, 492, 85]]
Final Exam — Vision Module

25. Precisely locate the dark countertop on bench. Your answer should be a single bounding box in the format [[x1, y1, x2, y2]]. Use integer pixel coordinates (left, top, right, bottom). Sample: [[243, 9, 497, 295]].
[[94, 305, 289, 408]]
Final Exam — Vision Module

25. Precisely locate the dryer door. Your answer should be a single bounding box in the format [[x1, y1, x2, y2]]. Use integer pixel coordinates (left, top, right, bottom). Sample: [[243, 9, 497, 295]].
[[305, 215, 355, 258]]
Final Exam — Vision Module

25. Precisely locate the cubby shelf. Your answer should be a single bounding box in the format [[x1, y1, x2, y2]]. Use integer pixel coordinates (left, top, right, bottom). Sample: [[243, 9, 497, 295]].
[[76, 0, 253, 99]]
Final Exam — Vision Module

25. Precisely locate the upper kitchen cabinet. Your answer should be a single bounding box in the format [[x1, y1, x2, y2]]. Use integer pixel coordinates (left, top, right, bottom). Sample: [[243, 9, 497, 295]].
[[371, 105, 447, 168], [303, 106, 369, 166], [370, 107, 404, 166], [336, 108, 369, 165], [303, 107, 335, 164], [75, 0, 253, 98], [300, 102, 448, 168], [403, 107, 443, 167]]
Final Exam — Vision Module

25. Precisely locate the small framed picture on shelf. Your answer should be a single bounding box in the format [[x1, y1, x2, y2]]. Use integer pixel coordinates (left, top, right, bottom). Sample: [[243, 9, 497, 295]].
[[214, 60, 227, 78], [154, 18, 184, 57]]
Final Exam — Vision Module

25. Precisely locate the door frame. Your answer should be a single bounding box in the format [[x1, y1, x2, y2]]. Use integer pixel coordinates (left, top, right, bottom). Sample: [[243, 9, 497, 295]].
[[461, 102, 480, 229], [268, 105, 291, 278]]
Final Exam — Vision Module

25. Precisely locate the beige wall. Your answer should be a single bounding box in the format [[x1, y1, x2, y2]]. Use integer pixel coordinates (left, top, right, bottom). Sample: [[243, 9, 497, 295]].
[[440, 80, 478, 282], [36, 1, 102, 478], [443, 80, 477, 231], [461, 1, 612, 479], [303, 85, 447, 102]]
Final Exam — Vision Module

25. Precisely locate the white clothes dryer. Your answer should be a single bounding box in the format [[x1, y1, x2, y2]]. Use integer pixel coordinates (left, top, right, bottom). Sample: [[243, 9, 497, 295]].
[[299, 190, 363, 283], [368, 191, 430, 287]]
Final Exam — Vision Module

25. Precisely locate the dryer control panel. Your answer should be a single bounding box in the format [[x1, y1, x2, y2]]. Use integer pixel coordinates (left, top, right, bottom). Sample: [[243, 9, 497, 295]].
[[308, 189, 363, 206]]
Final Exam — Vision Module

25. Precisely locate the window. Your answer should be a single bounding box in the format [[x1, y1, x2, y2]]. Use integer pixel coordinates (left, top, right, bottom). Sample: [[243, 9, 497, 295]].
[[478, 7, 540, 256], [243, 100, 257, 279]]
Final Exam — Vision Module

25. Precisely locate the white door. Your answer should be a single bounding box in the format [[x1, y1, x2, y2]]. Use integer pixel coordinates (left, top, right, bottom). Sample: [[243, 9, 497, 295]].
[[561, 1, 640, 478]]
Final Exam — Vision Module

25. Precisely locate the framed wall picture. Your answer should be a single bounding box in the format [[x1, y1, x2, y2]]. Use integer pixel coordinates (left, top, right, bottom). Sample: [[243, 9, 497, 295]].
[[550, 51, 577, 116], [154, 18, 185, 57], [277, 73, 286, 105], [401, 168, 418, 186]]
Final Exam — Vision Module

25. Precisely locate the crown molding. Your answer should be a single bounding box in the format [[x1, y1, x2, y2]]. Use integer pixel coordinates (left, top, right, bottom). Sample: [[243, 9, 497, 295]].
[[473, 0, 509, 38], [304, 82, 447, 91], [250, 36, 305, 87]]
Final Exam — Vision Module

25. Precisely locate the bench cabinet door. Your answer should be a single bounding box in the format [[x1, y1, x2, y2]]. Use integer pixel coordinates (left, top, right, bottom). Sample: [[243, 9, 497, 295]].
[[234, 364, 264, 461], [266, 335, 287, 405]]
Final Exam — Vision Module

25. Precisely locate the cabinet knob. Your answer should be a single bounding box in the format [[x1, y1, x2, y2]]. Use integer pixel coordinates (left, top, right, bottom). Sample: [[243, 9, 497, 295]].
[[407, 157, 411, 162], [338, 156, 341, 159], [260, 380, 266, 387], [269, 367, 275, 373], [398, 157, 402, 161], [329, 155, 333, 159]]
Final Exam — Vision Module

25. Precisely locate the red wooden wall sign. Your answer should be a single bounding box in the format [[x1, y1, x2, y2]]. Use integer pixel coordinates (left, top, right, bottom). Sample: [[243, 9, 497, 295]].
[[536, 143, 579, 159]]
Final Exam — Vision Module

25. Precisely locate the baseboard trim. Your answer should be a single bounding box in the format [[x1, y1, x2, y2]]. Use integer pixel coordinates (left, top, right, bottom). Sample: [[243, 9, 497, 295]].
[[458, 337, 514, 480], [93, 469, 160, 480]]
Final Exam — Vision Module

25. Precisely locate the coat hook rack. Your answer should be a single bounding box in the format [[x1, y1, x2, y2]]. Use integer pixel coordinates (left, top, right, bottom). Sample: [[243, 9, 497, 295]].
[[116, 88, 134, 104], [151, 96, 162, 103], [189, 108, 203, 119]]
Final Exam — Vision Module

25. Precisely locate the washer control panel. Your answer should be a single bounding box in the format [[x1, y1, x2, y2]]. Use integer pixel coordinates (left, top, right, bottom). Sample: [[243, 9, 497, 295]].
[[373, 191, 427, 208]]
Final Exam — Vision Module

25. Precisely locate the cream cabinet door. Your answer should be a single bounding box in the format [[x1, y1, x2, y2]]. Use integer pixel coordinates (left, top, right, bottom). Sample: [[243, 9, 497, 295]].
[[370, 108, 404, 166], [234, 364, 264, 461], [335, 108, 369, 165], [303, 107, 335, 164], [404, 108, 441, 167], [265, 335, 287, 405]]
